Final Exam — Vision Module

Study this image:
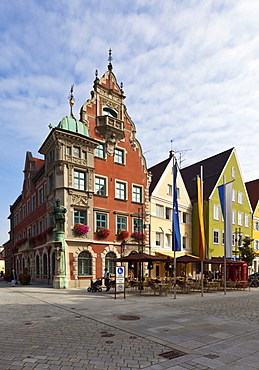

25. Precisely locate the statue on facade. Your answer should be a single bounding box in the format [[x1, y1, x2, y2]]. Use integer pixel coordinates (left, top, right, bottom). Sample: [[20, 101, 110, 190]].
[[51, 198, 67, 232]]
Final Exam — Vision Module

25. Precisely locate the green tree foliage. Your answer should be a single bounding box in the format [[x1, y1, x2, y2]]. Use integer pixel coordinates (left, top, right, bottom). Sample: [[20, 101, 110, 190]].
[[238, 236, 256, 266]]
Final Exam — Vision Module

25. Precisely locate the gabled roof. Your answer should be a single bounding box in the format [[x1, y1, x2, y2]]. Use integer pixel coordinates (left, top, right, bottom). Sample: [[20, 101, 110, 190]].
[[181, 148, 234, 203], [148, 152, 173, 195], [245, 179, 259, 212]]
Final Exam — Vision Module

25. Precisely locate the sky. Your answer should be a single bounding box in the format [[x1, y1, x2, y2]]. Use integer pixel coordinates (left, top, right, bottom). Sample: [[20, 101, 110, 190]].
[[1, 0, 259, 246]]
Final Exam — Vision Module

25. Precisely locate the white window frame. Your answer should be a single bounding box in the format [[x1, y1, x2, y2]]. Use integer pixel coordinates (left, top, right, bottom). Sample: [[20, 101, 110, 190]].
[[213, 230, 220, 245], [245, 214, 249, 228], [74, 170, 86, 191], [115, 180, 127, 200], [213, 205, 220, 221], [114, 148, 125, 165], [132, 185, 142, 203], [95, 176, 107, 196], [232, 189, 236, 202], [238, 191, 243, 204], [238, 212, 243, 226], [156, 204, 164, 218], [232, 210, 236, 225]]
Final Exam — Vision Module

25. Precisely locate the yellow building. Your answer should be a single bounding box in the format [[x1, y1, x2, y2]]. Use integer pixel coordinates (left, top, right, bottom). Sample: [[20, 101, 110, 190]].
[[245, 179, 259, 273], [148, 151, 193, 278]]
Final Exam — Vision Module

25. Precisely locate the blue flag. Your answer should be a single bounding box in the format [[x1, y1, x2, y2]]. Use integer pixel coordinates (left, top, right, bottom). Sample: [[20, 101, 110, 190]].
[[173, 164, 181, 251], [218, 181, 233, 258]]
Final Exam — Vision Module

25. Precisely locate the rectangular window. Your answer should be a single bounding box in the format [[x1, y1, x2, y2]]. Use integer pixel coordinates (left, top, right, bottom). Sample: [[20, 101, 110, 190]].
[[116, 181, 126, 200], [23, 205, 26, 219], [39, 220, 44, 233], [213, 230, 219, 244], [32, 195, 36, 211], [254, 240, 259, 251], [67, 146, 72, 156], [165, 207, 172, 220], [183, 212, 188, 224], [156, 204, 164, 218], [167, 184, 172, 196], [27, 200, 31, 215], [245, 214, 249, 228], [133, 218, 142, 232], [74, 171, 86, 190], [116, 216, 127, 232], [114, 149, 124, 164], [82, 151, 86, 159], [38, 188, 43, 205], [32, 224, 36, 236], [255, 221, 259, 231], [213, 205, 220, 220], [232, 210, 236, 225], [95, 176, 106, 196], [96, 213, 107, 229], [156, 232, 162, 246], [165, 234, 171, 248], [73, 146, 80, 158], [182, 236, 187, 249], [27, 227, 31, 239], [232, 189, 236, 202], [49, 174, 54, 193], [95, 144, 105, 159], [238, 212, 243, 226], [74, 210, 87, 225], [238, 192, 243, 204], [132, 185, 142, 203]]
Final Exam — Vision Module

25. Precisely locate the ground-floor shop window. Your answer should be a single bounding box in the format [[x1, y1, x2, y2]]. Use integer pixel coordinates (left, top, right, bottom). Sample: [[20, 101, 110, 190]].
[[105, 252, 116, 275], [78, 251, 92, 275]]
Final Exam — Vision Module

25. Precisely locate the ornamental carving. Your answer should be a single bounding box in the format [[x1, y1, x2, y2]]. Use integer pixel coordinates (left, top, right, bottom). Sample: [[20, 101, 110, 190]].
[[71, 194, 89, 207], [101, 97, 120, 112]]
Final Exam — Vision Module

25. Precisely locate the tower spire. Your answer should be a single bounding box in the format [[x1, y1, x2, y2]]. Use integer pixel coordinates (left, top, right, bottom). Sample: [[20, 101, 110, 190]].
[[108, 48, 113, 71]]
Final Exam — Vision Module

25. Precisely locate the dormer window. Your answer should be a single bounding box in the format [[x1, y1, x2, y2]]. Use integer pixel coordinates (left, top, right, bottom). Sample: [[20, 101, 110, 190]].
[[103, 107, 117, 118]]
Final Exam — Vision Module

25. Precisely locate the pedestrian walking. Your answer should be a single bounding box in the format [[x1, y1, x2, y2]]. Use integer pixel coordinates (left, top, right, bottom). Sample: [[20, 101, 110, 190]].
[[103, 268, 110, 291], [11, 269, 17, 287]]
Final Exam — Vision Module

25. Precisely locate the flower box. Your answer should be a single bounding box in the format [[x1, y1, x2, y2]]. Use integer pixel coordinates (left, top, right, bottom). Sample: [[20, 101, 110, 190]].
[[73, 224, 90, 235], [131, 232, 145, 242], [95, 228, 111, 239], [116, 230, 129, 241]]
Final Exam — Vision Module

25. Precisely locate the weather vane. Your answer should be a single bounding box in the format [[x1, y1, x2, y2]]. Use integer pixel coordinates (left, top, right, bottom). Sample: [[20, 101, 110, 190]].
[[68, 84, 75, 116]]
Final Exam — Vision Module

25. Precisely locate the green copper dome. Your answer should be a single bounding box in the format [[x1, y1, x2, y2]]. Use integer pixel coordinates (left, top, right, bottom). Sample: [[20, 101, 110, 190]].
[[57, 116, 90, 137]]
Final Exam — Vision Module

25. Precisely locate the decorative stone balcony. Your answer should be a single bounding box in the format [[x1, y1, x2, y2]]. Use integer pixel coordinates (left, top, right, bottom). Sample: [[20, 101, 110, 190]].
[[96, 116, 125, 147]]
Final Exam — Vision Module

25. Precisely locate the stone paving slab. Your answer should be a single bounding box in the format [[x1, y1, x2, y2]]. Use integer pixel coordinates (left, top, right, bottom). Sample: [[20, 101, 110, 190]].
[[1, 280, 259, 369]]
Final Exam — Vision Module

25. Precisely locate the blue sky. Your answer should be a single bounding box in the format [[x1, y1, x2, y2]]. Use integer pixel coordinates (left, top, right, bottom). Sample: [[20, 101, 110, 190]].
[[1, 0, 259, 245]]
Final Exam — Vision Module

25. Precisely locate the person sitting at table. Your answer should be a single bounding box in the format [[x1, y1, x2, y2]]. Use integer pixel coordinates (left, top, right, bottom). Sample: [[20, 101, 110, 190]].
[[208, 271, 214, 281]]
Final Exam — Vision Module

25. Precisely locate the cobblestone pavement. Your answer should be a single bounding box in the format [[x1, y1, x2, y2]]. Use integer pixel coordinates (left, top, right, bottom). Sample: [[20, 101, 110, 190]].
[[1, 280, 259, 369]]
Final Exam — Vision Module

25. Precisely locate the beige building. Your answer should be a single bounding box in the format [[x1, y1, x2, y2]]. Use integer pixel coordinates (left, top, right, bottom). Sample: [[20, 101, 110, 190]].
[[148, 151, 192, 278]]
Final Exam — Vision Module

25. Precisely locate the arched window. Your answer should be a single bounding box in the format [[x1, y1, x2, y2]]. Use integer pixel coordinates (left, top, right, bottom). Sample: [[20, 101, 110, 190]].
[[78, 251, 92, 276], [22, 258, 25, 272], [52, 252, 55, 276], [43, 254, 48, 276], [105, 252, 116, 275], [103, 107, 117, 118], [36, 255, 40, 275], [27, 257, 30, 276]]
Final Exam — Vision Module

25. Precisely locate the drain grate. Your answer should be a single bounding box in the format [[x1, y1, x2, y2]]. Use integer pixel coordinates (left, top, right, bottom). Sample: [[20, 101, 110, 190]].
[[204, 354, 219, 359], [117, 315, 140, 321], [105, 341, 114, 344], [101, 334, 115, 338], [24, 323, 32, 325], [159, 349, 186, 360]]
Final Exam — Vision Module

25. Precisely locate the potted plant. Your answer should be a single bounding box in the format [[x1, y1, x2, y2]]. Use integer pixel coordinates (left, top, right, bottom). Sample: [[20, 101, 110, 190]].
[[131, 231, 145, 242], [116, 229, 129, 241], [19, 268, 31, 285], [95, 227, 111, 239], [73, 224, 90, 236]]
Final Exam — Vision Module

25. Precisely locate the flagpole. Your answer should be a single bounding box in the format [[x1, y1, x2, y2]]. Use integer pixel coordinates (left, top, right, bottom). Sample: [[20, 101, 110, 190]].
[[224, 176, 227, 295], [200, 166, 204, 297], [173, 154, 177, 299]]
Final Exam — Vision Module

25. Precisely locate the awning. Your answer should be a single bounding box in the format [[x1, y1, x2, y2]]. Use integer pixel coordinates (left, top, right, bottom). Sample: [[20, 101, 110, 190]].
[[154, 250, 199, 259]]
